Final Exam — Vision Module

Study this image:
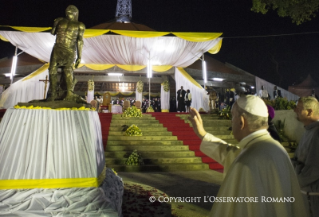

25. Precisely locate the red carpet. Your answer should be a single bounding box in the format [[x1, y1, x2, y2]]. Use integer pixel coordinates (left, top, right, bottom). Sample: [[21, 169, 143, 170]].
[[151, 112, 223, 171], [98, 113, 112, 149]]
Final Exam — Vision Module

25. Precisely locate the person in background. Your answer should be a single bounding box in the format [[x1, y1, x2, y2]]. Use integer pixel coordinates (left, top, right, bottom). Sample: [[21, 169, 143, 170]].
[[185, 89, 192, 113], [266, 105, 281, 142], [273, 86, 282, 99], [292, 96, 319, 216], [177, 86, 186, 112], [259, 85, 269, 100]]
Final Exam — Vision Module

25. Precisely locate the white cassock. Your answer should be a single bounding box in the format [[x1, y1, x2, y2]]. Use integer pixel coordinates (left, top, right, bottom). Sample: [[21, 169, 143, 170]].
[[200, 129, 308, 217]]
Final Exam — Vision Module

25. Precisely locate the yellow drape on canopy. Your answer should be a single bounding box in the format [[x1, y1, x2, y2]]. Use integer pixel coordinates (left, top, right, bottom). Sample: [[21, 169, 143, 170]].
[[22, 63, 49, 81], [3, 26, 223, 42], [117, 65, 146, 71], [10, 26, 52, 32], [0, 34, 9, 42], [84, 29, 110, 38], [143, 92, 161, 97], [152, 65, 173, 72], [177, 67, 203, 89], [172, 32, 222, 42], [111, 30, 169, 38], [208, 39, 223, 54]]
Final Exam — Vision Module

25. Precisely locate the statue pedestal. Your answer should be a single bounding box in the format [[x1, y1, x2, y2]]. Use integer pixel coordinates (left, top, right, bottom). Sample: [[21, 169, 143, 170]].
[[0, 108, 123, 216]]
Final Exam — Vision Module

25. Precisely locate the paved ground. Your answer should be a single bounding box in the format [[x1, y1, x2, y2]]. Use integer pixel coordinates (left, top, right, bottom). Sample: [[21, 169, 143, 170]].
[[118, 170, 223, 217]]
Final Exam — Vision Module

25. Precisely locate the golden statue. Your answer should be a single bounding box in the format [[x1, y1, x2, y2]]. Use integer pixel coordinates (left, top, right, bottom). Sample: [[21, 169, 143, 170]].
[[47, 5, 85, 102]]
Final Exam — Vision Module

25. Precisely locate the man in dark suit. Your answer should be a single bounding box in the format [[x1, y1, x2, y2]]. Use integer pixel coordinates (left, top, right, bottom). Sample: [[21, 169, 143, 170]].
[[177, 86, 186, 112], [273, 86, 282, 99]]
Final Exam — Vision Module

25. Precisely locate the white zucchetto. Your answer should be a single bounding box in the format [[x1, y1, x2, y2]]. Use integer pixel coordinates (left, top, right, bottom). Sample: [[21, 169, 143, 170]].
[[236, 95, 268, 117]]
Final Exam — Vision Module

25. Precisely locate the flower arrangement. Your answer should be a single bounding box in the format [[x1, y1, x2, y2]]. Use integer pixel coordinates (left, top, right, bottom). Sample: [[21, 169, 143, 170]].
[[146, 106, 154, 112], [136, 80, 144, 93], [88, 79, 94, 91], [121, 106, 142, 117], [125, 124, 143, 136], [219, 106, 232, 119], [162, 80, 170, 92], [125, 149, 144, 165], [14, 105, 94, 111]]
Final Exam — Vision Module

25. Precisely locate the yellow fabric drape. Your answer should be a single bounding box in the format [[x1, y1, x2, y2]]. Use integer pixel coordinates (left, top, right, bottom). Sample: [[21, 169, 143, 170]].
[[22, 64, 49, 81], [161, 109, 169, 112], [84, 64, 115, 71], [84, 29, 110, 38], [152, 65, 173, 72], [10, 26, 52, 32], [103, 91, 135, 96], [173, 32, 222, 42], [0, 34, 9, 42], [142, 92, 161, 97], [0, 167, 106, 189], [177, 67, 203, 89], [117, 65, 146, 71], [208, 39, 223, 54], [111, 30, 169, 38]]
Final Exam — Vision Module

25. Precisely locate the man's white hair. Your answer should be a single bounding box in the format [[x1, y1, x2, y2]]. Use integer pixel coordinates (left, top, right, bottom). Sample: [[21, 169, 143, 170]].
[[299, 96, 319, 116], [233, 102, 268, 131]]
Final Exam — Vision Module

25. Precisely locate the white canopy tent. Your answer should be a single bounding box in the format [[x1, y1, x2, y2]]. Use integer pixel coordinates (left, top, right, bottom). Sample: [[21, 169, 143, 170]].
[[0, 27, 223, 109]]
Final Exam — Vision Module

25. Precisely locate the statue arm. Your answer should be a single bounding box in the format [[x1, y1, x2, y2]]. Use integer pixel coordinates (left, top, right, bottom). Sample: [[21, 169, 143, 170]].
[[51, 17, 63, 35], [75, 22, 85, 68]]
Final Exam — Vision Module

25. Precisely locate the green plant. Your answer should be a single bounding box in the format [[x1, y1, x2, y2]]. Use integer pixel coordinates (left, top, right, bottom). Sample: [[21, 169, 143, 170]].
[[125, 124, 143, 136], [264, 98, 296, 110], [121, 106, 142, 117], [218, 106, 232, 119], [125, 150, 144, 165], [146, 106, 154, 112]]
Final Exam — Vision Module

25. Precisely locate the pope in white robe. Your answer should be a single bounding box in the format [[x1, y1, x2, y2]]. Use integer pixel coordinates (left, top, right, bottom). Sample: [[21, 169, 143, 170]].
[[188, 95, 308, 217]]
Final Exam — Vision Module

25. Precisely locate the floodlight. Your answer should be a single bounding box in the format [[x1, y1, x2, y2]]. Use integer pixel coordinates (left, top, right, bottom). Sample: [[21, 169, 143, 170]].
[[213, 78, 224, 81], [108, 73, 123, 76]]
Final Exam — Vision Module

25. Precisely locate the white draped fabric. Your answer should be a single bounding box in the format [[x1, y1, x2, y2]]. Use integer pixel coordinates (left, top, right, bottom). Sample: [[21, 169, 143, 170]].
[[87, 85, 94, 103], [0, 109, 123, 216], [175, 68, 209, 112], [136, 89, 142, 102], [0, 31, 222, 67], [0, 67, 49, 109], [160, 84, 170, 111], [0, 109, 104, 179], [255, 76, 299, 101], [0, 168, 122, 217]]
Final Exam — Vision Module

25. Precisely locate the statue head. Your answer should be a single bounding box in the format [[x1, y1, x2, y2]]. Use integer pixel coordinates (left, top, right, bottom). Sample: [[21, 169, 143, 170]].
[[66, 5, 79, 21]]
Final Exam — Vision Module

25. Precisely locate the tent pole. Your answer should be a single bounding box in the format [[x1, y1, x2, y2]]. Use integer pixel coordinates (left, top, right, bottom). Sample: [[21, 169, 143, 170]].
[[149, 77, 150, 108]]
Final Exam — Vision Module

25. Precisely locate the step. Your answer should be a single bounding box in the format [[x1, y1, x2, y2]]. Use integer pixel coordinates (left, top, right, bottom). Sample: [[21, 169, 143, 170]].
[[108, 126, 168, 131], [108, 131, 172, 136], [105, 145, 189, 151], [105, 151, 195, 158], [111, 116, 156, 120], [107, 163, 209, 172], [109, 123, 163, 127], [112, 114, 153, 117], [107, 136, 177, 141], [105, 157, 203, 164], [110, 120, 159, 124], [107, 140, 184, 146]]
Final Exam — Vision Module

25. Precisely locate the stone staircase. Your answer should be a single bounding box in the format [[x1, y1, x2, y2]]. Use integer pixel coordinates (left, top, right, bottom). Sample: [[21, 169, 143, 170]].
[[103, 113, 295, 172], [179, 114, 295, 158], [104, 114, 209, 172]]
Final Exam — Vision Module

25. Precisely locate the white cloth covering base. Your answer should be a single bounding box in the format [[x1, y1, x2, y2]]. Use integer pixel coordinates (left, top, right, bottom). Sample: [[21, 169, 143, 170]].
[[0, 109, 123, 216]]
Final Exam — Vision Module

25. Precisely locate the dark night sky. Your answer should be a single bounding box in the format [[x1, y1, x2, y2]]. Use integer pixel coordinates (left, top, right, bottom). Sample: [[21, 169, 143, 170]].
[[0, 0, 319, 89]]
